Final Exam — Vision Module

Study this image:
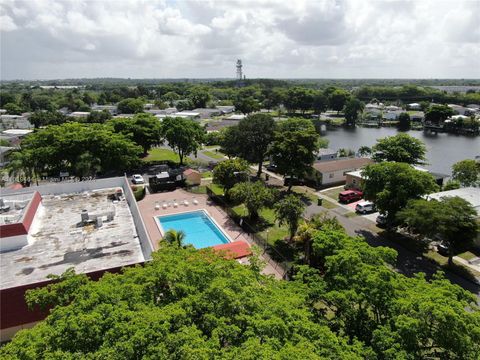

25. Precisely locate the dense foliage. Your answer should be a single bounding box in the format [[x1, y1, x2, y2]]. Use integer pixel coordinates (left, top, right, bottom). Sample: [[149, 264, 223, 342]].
[[3, 232, 479, 359], [397, 197, 479, 264], [161, 117, 205, 165], [7, 122, 142, 179], [451, 159, 480, 187], [269, 118, 319, 191], [372, 133, 427, 165], [362, 162, 439, 222]]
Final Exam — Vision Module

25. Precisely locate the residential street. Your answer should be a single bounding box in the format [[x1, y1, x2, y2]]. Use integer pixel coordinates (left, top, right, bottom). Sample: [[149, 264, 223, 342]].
[[308, 193, 480, 301]]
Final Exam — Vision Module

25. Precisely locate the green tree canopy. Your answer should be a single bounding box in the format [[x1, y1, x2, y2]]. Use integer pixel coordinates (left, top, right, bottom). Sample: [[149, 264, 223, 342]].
[[397, 197, 479, 265], [275, 194, 306, 241], [0, 244, 368, 359], [269, 118, 320, 191], [221, 114, 276, 177], [372, 133, 427, 165], [233, 96, 260, 115], [343, 97, 364, 127], [212, 158, 250, 195], [163, 229, 186, 247], [117, 98, 145, 114], [29, 110, 67, 128], [108, 113, 162, 154], [161, 117, 205, 165], [362, 162, 439, 222], [397, 112, 411, 131], [328, 89, 350, 113], [452, 159, 480, 187], [424, 104, 454, 125], [13, 122, 142, 177], [230, 181, 276, 219], [187, 86, 212, 108]]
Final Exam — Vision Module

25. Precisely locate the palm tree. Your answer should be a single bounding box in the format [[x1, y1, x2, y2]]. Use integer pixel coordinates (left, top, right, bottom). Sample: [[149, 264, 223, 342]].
[[163, 229, 186, 247]]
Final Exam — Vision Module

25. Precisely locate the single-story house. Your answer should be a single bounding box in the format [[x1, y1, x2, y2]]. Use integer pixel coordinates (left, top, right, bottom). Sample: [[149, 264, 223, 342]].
[[216, 106, 235, 114], [225, 114, 246, 121], [183, 169, 201, 186], [173, 111, 201, 119], [69, 111, 90, 118], [408, 103, 422, 110], [146, 108, 177, 115], [193, 108, 222, 119], [410, 111, 425, 122], [316, 148, 338, 161], [425, 187, 480, 216], [0, 115, 33, 130], [307, 158, 373, 188], [385, 105, 401, 111], [91, 105, 118, 115], [383, 110, 404, 120], [345, 166, 449, 189]]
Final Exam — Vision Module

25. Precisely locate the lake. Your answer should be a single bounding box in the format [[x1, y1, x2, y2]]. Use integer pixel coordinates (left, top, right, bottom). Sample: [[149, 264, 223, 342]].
[[323, 127, 480, 175]]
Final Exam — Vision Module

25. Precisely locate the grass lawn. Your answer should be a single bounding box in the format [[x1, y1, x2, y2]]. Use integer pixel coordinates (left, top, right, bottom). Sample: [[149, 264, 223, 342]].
[[321, 199, 337, 209], [186, 185, 207, 194], [457, 251, 479, 261], [202, 150, 225, 160], [210, 183, 224, 196], [144, 148, 182, 163], [321, 187, 344, 200], [292, 186, 318, 203], [203, 145, 220, 150], [201, 171, 213, 178], [425, 250, 480, 279]]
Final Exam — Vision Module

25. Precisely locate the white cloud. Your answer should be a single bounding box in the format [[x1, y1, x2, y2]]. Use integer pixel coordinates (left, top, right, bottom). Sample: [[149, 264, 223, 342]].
[[0, 0, 479, 79]]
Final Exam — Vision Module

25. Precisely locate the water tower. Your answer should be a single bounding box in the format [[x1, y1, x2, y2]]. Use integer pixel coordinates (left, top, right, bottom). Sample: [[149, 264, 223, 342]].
[[236, 59, 243, 80]]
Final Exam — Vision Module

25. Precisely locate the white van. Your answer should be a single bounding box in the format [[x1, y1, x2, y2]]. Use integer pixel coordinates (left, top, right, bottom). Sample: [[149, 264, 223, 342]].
[[355, 201, 375, 214]]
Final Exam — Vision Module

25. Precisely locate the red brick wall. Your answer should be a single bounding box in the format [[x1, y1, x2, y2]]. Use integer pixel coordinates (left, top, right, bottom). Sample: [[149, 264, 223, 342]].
[[0, 262, 144, 330]]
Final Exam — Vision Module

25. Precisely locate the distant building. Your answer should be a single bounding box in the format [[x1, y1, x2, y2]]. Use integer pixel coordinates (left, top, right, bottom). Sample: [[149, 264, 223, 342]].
[[216, 105, 235, 114], [193, 108, 222, 119], [91, 104, 118, 115], [0, 115, 33, 130], [316, 148, 338, 161], [183, 169, 201, 186], [225, 114, 246, 121], [408, 103, 421, 110], [173, 111, 201, 119], [383, 110, 404, 120], [68, 111, 90, 118]]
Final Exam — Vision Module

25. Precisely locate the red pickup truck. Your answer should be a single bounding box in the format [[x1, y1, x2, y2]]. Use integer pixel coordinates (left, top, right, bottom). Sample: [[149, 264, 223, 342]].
[[338, 190, 363, 203]]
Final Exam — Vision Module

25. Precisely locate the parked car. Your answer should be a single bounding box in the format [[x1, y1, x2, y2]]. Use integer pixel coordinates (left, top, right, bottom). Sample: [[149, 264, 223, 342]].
[[266, 164, 278, 172], [355, 201, 375, 214], [284, 176, 304, 186], [376, 214, 388, 227], [131, 174, 145, 184], [437, 243, 450, 256], [338, 190, 363, 203]]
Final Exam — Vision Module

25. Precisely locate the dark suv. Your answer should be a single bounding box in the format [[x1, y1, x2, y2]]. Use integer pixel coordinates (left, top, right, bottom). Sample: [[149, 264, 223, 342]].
[[338, 190, 363, 203]]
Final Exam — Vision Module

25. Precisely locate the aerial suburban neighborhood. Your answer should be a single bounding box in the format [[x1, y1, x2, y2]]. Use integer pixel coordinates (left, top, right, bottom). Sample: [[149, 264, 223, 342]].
[[0, 0, 479, 358]]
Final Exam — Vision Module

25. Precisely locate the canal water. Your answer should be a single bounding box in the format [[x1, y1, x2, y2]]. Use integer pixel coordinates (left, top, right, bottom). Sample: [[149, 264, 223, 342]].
[[323, 127, 480, 175]]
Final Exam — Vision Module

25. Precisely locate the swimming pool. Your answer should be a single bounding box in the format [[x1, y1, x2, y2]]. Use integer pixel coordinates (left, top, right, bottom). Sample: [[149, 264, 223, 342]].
[[157, 210, 230, 249]]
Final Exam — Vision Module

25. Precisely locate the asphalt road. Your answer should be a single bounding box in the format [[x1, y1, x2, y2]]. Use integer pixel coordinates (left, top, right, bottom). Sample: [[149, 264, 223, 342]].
[[306, 201, 480, 301]]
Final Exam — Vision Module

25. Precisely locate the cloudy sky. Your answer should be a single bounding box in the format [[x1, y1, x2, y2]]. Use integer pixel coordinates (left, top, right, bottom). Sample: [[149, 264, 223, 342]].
[[1, 0, 479, 80]]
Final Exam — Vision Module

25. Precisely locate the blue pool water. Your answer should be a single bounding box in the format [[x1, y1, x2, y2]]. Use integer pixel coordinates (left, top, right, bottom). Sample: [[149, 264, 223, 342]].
[[157, 210, 230, 249]]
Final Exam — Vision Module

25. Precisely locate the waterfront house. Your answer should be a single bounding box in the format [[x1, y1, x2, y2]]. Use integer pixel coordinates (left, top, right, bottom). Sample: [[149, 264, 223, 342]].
[[308, 158, 373, 188]]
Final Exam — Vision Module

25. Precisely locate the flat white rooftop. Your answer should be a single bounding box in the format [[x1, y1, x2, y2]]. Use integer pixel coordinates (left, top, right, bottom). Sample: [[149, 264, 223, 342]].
[[425, 187, 480, 215], [0, 188, 144, 290]]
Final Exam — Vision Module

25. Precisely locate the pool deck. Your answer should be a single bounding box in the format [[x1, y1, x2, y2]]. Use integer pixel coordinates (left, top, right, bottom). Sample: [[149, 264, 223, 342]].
[[137, 189, 282, 278]]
